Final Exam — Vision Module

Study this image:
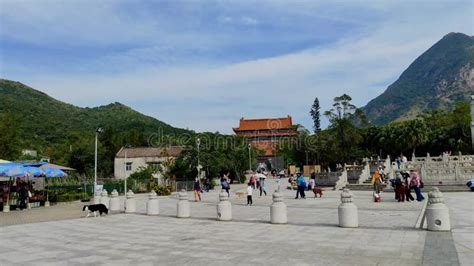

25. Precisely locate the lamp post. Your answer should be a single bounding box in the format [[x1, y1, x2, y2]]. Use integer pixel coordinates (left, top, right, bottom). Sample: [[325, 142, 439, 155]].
[[123, 144, 131, 194], [197, 137, 201, 180], [248, 143, 252, 172], [94, 127, 103, 198]]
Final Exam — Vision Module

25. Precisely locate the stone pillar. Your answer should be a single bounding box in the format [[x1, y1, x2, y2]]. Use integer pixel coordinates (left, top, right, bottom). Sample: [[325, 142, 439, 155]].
[[100, 190, 109, 209], [338, 189, 358, 228], [125, 190, 136, 214], [147, 191, 159, 216], [3, 204, 9, 213], [217, 190, 232, 221], [44, 201, 50, 207], [93, 192, 101, 204], [109, 189, 120, 212], [177, 190, 190, 218], [270, 191, 287, 224], [426, 187, 451, 231]]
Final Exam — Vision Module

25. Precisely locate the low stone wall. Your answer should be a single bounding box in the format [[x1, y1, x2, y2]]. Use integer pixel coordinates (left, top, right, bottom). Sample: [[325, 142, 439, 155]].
[[315, 171, 348, 190], [403, 153, 474, 185]]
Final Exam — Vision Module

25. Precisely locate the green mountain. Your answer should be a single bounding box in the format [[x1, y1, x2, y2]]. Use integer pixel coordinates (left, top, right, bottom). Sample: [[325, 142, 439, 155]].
[[0, 79, 191, 149], [363, 32, 474, 124]]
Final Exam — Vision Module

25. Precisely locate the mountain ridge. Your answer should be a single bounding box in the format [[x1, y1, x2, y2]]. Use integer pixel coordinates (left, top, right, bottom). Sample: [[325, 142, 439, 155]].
[[0, 79, 191, 149], [363, 32, 474, 124]]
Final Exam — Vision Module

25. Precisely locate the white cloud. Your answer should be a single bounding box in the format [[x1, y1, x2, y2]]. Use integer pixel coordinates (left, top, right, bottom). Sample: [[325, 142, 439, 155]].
[[3, 0, 473, 133]]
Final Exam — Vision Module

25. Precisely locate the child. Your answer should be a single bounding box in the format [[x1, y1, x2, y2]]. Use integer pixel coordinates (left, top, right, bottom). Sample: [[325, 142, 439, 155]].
[[246, 183, 253, 206]]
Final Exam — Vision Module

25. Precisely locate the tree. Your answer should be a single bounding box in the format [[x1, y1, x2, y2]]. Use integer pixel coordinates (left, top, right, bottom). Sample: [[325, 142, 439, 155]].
[[310, 97, 321, 133], [0, 112, 21, 160], [323, 94, 362, 163]]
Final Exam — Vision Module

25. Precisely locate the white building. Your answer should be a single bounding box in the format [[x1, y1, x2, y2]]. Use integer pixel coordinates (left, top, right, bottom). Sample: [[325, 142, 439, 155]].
[[114, 146, 183, 180]]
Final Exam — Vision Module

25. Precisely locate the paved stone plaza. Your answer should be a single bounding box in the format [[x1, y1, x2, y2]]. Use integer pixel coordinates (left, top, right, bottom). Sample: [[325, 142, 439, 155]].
[[0, 180, 472, 265]]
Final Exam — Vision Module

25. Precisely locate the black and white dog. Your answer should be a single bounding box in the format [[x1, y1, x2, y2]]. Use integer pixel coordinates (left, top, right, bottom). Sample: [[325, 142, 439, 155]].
[[83, 204, 108, 217]]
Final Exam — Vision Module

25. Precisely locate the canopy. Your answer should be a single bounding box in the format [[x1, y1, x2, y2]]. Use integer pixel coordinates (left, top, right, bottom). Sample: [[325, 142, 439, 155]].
[[0, 165, 27, 177], [43, 168, 67, 178], [24, 166, 46, 177], [39, 163, 75, 171]]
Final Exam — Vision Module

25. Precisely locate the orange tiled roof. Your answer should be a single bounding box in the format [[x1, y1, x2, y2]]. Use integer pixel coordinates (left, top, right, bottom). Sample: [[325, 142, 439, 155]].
[[233, 115, 294, 132]]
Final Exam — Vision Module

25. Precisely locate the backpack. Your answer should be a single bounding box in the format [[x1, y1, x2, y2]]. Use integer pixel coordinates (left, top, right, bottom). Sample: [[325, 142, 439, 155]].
[[301, 180, 307, 189]]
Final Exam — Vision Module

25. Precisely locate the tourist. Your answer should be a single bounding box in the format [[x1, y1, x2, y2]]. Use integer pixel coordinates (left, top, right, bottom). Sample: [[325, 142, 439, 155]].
[[308, 176, 315, 191], [246, 183, 253, 206], [221, 172, 230, 197], [18, 184, 28, 210], [371, 169, 383, 195], [392, 172, 405, 202], [204, 179, 210, 192], [295, 172, 306, 199], [395, 157, 401, 170], [410, 170, 424, 201], [193, 179, 201, 202], [257, 171, 267, 197], [249, 173, 257, 189], [402, 172, 415, 202]]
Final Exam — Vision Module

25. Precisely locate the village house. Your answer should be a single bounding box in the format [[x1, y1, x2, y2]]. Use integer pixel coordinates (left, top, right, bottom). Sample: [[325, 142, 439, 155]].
[[114, 146, 183, 180]]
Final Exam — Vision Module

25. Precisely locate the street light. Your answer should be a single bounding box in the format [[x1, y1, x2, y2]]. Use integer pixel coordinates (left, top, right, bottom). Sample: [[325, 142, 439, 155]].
[[248, 143, 252, 171], [94, 127, 103, 200], [196, 138, 201, 190], [123, 144, 131, 194]]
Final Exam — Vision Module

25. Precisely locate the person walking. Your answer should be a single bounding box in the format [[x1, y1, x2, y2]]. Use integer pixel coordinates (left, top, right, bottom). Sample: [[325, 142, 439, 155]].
[[371, 169, 383, 194], [221, 173, 230, 197], [410, 170, 424, 202], [402, 172, 415, 202], [257, 171, 267, 197], [193, 179, 201, 202], [295, 172, 306, 199], [246, 183, 253, 206], [249, 173, 257, 189]]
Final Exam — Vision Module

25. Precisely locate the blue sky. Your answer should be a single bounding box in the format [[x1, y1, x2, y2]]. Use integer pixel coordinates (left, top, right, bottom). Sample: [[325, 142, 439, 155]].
[[1, 0, 473, 133]]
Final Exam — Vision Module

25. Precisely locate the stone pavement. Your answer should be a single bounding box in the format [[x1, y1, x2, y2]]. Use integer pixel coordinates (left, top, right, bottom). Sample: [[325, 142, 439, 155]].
[[0, 179, 471, 265]]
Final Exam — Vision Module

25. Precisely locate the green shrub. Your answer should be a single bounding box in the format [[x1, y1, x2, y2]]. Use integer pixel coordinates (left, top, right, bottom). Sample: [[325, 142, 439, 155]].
[[151, 183, 172, 196]]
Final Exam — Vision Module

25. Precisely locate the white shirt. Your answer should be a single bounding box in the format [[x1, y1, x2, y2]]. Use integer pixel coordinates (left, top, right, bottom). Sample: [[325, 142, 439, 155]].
[[247, 186, 253, 196]]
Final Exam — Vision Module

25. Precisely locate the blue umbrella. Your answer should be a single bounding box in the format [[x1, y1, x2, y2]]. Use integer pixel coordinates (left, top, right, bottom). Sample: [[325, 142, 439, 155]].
[[43, 168, 67, 178], [24, 166, 45, 177], [1, 165, 27, 177]]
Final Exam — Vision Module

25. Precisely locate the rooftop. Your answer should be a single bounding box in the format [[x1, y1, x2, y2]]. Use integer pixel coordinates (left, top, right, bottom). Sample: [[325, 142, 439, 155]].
[[233, 115, 295, 132], [115, 146, 183, 158]]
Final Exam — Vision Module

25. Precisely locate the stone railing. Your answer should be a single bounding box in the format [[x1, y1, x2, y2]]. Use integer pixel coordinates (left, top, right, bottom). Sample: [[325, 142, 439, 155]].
[[315, 170, 348, 190], [403, 153, 474, 185]]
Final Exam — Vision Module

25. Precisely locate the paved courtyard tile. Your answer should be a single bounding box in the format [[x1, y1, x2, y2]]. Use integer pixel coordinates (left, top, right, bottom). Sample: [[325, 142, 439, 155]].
[[0, 180, 471, 265]]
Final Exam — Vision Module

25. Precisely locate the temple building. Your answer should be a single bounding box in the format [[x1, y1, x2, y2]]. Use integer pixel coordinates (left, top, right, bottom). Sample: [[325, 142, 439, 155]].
[[233, 115, 298, 169]]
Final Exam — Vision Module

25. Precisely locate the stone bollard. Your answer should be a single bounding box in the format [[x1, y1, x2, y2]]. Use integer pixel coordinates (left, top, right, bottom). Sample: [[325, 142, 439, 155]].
[[109, 189, 120, 212], [100, 190, 109, 209], [3, 204, 10, 213], [338, 189, 358, 228], [125, 190, 136, 214], [147, 191, 159, 216], [270, 191, 287, 224], [217, 190, 232, 221], [426, 187, 451, 231], [93, 192, 101, 204], [177, 190, 190, 218]]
